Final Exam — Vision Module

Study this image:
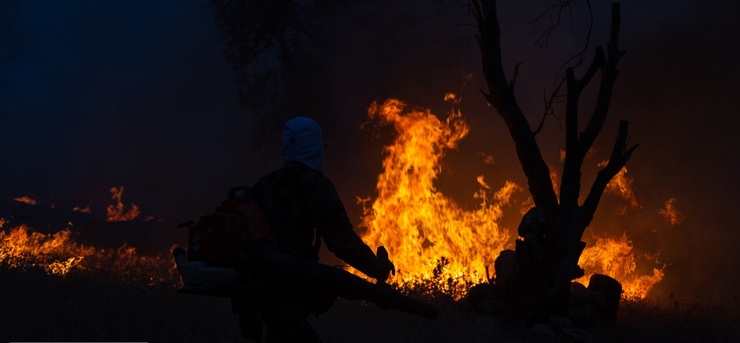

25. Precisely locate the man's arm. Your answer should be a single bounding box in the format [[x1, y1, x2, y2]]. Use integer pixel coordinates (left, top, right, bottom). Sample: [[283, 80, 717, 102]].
[[310, 175, 394, 281]]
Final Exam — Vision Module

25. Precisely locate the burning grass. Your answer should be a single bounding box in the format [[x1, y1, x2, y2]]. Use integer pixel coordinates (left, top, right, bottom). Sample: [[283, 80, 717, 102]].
[[0, 220, 736, 342], [0, 222, 179, 288]]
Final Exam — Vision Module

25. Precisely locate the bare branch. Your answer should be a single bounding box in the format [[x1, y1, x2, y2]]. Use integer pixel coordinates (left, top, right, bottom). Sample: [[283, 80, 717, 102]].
[[581, 120, 639, 227], [554, 0, 594, 79], [531, 0, 581, 50], [579, 3, 625, 153], [533, 78, 566, 136], [533, 0, 594, 135], [559, 66, 582, 208], [474, 0, 559, 214], [510, 61, 525, 91]]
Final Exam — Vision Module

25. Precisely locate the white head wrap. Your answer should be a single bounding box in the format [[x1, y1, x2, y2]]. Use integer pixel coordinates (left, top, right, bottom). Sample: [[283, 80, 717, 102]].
[[282, 117, 325, 172]]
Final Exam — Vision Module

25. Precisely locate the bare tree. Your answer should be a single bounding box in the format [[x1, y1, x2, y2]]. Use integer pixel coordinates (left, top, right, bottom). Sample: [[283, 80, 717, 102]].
[[471, 1, 637, 321]]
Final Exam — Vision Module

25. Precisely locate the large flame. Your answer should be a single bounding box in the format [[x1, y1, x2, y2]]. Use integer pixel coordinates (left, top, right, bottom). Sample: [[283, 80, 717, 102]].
[[577, 232, 665, 299], [357, 97, 665, 300], [357, 98, 516, 298]]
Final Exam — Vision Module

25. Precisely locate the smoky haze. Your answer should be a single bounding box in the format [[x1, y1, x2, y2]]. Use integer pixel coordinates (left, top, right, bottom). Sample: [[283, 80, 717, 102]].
[[0, 0, 738, 302]]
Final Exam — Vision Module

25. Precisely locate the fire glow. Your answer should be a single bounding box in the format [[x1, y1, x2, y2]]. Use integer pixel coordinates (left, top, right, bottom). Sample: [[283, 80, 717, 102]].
[[577, 233, 665, 300], [599, 160, 639, 210], [0, 101, 664, 300], [358, 98, 515, 298], [13, 195, 38, 205], [0, 218, 175, 286], [0, 223, 93, 276], [659, 198, 684, 226], [358, 97, 664, 300], [106, 186, 141, 222]]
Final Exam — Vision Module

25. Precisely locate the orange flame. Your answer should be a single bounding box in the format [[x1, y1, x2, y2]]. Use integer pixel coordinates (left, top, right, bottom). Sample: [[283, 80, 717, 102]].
[[106, 186, 140, 222], [599, 161, 639, 208], [659, 197, 684, 226], [357, 98, 517, 298], [0, 223, 94, 276], [355, 97, 665, 300], [13, 195, 37, 205], [72, 204, 92, 214], [577, 232, 665, 299], [0, 219, 176, 286]]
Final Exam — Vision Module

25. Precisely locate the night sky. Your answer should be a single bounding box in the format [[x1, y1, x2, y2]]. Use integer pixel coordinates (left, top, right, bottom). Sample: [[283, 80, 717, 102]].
[[1, 0, 739, 301]]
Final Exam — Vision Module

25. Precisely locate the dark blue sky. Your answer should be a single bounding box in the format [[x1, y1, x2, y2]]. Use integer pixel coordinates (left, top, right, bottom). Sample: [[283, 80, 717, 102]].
[[1, 0, 739, 299], [1, 1, 252, 217]]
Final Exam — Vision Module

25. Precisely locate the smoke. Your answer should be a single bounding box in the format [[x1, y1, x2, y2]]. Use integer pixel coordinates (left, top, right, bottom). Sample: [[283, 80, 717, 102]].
[[0, 0, 737, 300]]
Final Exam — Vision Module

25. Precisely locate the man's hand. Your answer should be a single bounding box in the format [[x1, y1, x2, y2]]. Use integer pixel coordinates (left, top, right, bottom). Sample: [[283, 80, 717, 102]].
[[374, 246, 396, 283]]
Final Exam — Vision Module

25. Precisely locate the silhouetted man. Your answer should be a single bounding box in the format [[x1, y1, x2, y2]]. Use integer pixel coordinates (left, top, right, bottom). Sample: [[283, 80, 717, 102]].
[[237, 117, 395, 342]]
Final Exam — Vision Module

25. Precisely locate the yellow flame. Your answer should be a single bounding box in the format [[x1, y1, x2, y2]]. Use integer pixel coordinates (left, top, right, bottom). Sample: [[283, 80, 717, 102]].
[[106, 186, 140, 222], [357, 98, 516, 299], [598, 161, 639, 208], [0, 224, 94, 275], [577, 232, 665, 299], [355, 97, 665, 300], [0, 222, 176, 286]]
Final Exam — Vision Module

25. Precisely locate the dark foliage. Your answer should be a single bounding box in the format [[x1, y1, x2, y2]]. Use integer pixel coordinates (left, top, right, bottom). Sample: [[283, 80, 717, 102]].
[[208, 0, 351, 132]]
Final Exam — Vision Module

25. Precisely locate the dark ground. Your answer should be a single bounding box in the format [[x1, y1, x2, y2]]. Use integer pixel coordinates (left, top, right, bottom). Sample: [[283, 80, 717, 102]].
[[1, 266, 738, 343]]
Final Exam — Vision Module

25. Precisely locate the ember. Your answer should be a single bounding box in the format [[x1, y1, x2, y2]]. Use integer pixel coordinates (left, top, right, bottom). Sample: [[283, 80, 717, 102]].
[[72, 204, 92, 214], [13, 195, 38, 205], [659, 198, 684, 226]]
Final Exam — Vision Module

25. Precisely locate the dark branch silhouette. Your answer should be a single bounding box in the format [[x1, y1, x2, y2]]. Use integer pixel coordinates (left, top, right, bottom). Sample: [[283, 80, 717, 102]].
[[471, 1, 636, 323]]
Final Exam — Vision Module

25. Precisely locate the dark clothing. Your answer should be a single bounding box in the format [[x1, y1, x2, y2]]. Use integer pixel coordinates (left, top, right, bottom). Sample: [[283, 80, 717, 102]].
[[240, 161, 384, 342], [257, 161, 380, 277]]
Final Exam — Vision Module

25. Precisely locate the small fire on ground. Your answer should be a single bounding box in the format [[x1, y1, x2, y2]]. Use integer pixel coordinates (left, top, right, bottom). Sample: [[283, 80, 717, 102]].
[[577, 232, 665, 300], [0, 218, 176, 286], [1, 186, 172, 286]]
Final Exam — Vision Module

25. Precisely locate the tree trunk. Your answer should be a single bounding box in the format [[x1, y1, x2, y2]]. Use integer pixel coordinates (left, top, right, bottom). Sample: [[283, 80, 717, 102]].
[[471, 1, 637, 323]]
